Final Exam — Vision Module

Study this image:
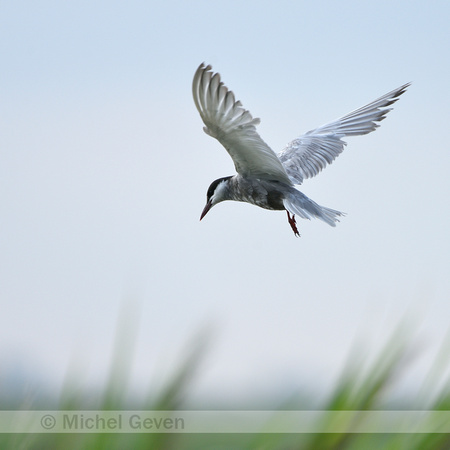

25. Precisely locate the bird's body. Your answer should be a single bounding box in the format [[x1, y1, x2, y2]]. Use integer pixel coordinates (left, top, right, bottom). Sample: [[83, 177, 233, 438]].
[[217, 175, 286, 211], [193, 63, 409, 236]]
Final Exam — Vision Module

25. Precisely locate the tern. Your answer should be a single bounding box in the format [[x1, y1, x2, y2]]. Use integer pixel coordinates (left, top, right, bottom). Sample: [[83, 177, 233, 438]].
[[193, 63, 409, 236]]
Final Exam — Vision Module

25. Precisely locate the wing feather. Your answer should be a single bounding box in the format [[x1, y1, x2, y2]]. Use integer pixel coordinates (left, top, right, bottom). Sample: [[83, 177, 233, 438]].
[[278, 83, 410, 184], [192, 63, 292, 184]]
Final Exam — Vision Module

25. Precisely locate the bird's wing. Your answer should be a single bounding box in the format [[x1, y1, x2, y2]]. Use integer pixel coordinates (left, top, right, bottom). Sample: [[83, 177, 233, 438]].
[[192, 63, 293, 185], [277, 83, 410, 185]]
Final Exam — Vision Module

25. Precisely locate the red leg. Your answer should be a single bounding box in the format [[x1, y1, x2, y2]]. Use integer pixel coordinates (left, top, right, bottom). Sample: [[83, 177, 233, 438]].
[[286, 211, 300, 237]]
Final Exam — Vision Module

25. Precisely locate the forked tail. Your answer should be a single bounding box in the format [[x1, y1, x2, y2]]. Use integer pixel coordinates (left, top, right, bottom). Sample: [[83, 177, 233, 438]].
[[283, 191, 344, 227]]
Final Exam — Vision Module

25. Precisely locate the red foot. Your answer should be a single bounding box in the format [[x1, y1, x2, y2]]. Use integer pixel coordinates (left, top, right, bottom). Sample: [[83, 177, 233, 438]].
[[286, 211, 300, 237]]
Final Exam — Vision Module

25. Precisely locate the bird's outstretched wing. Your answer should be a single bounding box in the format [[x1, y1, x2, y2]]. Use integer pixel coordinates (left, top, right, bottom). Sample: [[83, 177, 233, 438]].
[[277, 83, 410, 185], [193, 63, 292, 185]]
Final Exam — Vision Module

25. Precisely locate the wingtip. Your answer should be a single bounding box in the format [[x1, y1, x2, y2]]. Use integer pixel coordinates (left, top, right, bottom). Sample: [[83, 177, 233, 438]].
[[395, 82, 411, 97], [197, 62, 212, 72]]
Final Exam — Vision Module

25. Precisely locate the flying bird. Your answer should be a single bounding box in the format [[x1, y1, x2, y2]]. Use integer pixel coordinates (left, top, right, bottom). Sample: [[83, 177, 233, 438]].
[[193, 63, 409, 237]]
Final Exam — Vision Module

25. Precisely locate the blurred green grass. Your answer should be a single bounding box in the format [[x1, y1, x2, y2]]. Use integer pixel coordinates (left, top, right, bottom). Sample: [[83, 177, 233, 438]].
[[2, 312, 450, 449]]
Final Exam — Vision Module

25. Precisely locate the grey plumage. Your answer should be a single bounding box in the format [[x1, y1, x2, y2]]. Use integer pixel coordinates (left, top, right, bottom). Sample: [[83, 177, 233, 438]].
[[193, 63, 409, 236], [278, 84, 410, 185]]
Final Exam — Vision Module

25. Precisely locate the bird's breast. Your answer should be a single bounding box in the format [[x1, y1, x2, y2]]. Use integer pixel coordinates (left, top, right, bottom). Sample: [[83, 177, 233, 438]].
[[229, 177, 286, 211]]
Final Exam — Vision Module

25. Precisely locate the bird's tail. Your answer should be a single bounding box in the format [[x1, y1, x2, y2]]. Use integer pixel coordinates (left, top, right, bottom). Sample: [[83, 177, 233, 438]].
[[283, 190, 344, 227]]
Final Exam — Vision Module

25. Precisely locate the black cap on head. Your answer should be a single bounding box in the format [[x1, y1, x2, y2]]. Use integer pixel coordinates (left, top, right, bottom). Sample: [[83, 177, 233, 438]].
[[206, 176, 232, 201]]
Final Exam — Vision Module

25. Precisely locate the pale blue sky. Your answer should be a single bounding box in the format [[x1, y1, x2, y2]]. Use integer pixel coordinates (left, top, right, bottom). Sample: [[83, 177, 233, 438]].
[[1, 1, 449, 400]]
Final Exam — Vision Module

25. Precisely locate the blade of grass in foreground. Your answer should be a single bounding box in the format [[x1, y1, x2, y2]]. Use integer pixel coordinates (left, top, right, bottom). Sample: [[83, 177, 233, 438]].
[[3, 310, 450, 449]]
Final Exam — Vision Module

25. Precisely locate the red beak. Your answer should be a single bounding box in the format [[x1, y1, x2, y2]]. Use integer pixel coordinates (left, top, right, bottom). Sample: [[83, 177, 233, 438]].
[[200, 200, 212, 221]]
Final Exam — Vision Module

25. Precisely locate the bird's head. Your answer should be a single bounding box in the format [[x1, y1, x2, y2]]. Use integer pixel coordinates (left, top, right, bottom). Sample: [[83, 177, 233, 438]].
[[200, 176, 232, 220]]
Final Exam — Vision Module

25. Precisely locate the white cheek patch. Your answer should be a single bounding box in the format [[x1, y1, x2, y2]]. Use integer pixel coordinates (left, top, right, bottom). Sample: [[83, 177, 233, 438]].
[[212, 180, 228, 204]]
